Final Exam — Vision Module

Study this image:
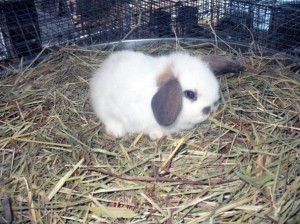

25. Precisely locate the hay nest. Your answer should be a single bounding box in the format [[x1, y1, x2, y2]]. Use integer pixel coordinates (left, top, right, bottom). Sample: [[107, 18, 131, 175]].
[[0, 41, 299, 223]]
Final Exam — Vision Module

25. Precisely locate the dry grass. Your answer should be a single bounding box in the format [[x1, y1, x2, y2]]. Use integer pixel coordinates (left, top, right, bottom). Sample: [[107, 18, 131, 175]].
[[0, 41, 299, 223]]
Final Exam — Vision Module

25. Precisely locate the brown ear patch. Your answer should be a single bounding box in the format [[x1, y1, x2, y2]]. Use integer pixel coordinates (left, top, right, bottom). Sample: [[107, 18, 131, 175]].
[[151, 78, 182, 126], [201, 55, 242, 76], [156, 64, 173, 86]]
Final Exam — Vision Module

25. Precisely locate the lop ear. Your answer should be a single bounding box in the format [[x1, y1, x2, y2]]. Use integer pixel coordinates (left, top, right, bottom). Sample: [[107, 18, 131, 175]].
[[201, 55, 242, 76], [151, 78, 182, 126]]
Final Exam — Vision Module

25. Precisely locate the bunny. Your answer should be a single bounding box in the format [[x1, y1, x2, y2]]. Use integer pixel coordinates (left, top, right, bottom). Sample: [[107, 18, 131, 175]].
[[90, 50, 241, 140]]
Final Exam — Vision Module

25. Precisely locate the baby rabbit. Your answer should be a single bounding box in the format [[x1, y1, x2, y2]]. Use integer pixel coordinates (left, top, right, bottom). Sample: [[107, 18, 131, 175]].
[[90, 50, 241, 139]]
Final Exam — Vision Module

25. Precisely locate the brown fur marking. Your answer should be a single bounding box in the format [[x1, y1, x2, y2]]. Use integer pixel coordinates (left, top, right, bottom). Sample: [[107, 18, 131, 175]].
[[156, 64, 174, 86]]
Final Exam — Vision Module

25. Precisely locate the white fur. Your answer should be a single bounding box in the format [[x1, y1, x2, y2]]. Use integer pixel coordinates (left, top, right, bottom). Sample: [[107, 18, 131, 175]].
[[90, 50, 220, 139]]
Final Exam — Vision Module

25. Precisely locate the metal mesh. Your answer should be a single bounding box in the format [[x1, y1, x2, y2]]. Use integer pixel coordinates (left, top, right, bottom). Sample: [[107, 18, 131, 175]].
[[0, 0, 300, 63]]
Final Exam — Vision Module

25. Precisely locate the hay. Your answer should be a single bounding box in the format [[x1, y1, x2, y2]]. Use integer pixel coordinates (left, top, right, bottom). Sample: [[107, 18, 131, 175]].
[[0, 41, 299, 223]]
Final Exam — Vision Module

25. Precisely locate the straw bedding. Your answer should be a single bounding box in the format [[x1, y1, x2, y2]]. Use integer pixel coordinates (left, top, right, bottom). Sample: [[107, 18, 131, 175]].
[[0, 41, 299, 223]]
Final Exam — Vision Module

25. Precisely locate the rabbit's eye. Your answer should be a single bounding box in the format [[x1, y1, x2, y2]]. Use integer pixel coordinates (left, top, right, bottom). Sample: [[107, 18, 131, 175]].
[[183, 90, 197, 101]]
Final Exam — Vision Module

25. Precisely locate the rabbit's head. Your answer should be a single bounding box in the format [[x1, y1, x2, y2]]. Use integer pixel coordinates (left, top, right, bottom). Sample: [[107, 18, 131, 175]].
[[151, 53, 221, 130]]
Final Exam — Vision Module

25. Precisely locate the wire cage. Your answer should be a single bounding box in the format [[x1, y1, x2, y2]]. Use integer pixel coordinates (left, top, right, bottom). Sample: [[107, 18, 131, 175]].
[[0, 0, 300, 64]]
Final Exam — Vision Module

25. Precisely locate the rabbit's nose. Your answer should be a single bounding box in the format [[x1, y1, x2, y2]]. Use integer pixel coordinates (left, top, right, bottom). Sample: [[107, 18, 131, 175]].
[[202, 106, 211, 115]]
